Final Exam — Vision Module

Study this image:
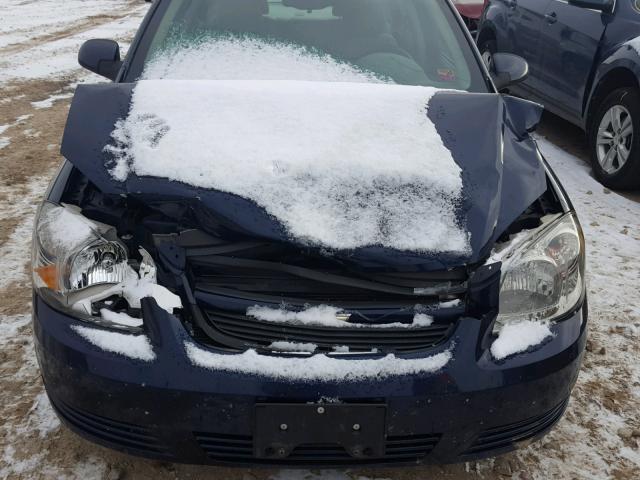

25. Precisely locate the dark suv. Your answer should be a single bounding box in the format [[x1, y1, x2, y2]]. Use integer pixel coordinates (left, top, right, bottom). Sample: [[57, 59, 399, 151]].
[[479, 0, 640, 189]]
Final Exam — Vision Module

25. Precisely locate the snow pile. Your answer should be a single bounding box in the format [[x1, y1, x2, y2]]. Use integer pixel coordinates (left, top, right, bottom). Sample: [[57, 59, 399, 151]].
[[491, 320, 554, 360], [412, 313, 434, 327], [185, 343, 451, 382], [106, 80, 468, 253], [73, 274, 182, 316], [100, 309, 143, 328], [439, 299, 462, 308], [72, 326, 155, 361], [36, 203, 95, 254], [143, 35, 386, 83], [248, 305, 349, 328], [248, 304, 434, 329], [268, 341, 318, 353]]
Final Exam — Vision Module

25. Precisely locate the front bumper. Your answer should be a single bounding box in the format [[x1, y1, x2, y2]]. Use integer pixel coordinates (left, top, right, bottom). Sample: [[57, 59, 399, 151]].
[[34, 295, 587, 466]]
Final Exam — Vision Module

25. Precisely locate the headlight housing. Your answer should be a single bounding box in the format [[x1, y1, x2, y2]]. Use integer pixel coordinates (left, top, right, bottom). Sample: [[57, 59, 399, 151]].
[[32, 202, 134, 297], [32, 202, 181, 330], [493, 212, 585, 334]]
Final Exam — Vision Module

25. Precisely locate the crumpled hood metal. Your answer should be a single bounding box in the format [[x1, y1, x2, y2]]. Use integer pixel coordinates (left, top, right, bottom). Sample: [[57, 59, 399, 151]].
[[61, 83, 545, 270]]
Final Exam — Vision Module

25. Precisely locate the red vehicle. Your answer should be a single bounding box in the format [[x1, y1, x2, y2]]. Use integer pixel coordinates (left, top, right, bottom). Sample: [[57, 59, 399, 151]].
[[453, 0, 486, 31]]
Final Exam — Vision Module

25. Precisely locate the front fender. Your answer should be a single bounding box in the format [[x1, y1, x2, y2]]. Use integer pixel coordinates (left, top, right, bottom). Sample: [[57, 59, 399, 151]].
[[585, 40, 640, 126]]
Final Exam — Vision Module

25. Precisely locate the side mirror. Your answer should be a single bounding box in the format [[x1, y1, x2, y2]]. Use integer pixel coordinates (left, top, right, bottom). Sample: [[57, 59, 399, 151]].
[[568, 0, 614, 13], [491, 53, 529, 91], [78, 39, 122, 81]]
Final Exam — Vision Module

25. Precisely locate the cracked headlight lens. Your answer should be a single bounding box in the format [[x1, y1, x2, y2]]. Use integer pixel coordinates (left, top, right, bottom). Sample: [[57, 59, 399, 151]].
[[493, 213, 585, 334], [32, 202, 131, 298]]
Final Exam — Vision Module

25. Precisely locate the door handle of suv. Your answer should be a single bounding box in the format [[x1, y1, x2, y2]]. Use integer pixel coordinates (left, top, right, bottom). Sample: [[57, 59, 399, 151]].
[[545, 12, 557, 24]]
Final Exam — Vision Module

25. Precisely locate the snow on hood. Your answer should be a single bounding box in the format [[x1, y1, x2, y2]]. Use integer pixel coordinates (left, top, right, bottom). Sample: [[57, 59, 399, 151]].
[[61, 81, 547, 268], [105, 80, 469, 254]]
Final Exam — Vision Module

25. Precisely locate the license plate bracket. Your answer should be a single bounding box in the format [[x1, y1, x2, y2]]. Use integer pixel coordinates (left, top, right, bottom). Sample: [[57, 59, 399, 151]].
[[254, 403, 386, 459]]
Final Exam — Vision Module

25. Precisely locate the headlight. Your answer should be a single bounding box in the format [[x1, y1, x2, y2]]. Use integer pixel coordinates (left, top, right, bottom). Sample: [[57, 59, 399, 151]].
[[32, 202, 133, 296], [32, 202, 181, 329], [492, 213, 585, 334]]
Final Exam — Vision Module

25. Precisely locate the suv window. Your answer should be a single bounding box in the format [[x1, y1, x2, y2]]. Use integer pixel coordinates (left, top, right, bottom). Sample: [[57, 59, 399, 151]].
[[127, 0, 488, 92]]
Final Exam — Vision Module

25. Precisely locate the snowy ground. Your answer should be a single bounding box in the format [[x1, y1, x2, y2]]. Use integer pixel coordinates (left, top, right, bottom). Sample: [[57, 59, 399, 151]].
[[0, 2, 638, 479]]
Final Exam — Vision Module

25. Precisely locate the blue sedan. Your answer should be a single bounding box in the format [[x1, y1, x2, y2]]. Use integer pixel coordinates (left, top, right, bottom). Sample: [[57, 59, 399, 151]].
[[33, 0, 586, 466]]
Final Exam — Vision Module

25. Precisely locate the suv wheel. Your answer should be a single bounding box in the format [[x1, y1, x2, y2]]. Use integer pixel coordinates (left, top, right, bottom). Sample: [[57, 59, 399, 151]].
[[590, 87, 640, 189]]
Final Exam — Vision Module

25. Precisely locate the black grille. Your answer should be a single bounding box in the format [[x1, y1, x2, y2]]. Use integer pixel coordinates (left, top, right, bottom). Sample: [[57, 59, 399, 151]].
[[185, 246, 465, 352], [464, 400, 569, 455], [203, 309, 456, 353], [52, 398, 170, 456], [195, 431, 441, 464], [188, 251, 467, 305]]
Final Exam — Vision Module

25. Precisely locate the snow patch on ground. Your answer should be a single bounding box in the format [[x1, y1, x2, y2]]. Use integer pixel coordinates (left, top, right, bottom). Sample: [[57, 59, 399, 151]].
[[491, 320, 554, 360], [0, 175, 53, 291], [0, 314, 57, 479], [0, 0, 137, 49], [186, 343, 452, 382], [107, 80, 468, 253], [31, 92, 74, 110], [26, 392, 61, 438], [72, 325, 155, 362], [0, 7, 148, 82], [143, 35, 387, 83]]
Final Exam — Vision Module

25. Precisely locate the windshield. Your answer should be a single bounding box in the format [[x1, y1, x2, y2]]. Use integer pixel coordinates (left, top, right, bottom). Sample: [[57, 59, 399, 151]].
[[127, 0, 488, 92]]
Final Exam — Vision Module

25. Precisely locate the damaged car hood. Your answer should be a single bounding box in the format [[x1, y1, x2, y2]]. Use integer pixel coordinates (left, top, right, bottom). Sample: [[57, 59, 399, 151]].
[[61, 81, 546, 270]]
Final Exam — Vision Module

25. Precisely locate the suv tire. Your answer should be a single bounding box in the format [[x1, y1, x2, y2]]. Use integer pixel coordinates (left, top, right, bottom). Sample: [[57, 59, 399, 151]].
[[589, 87, 640, 189]]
